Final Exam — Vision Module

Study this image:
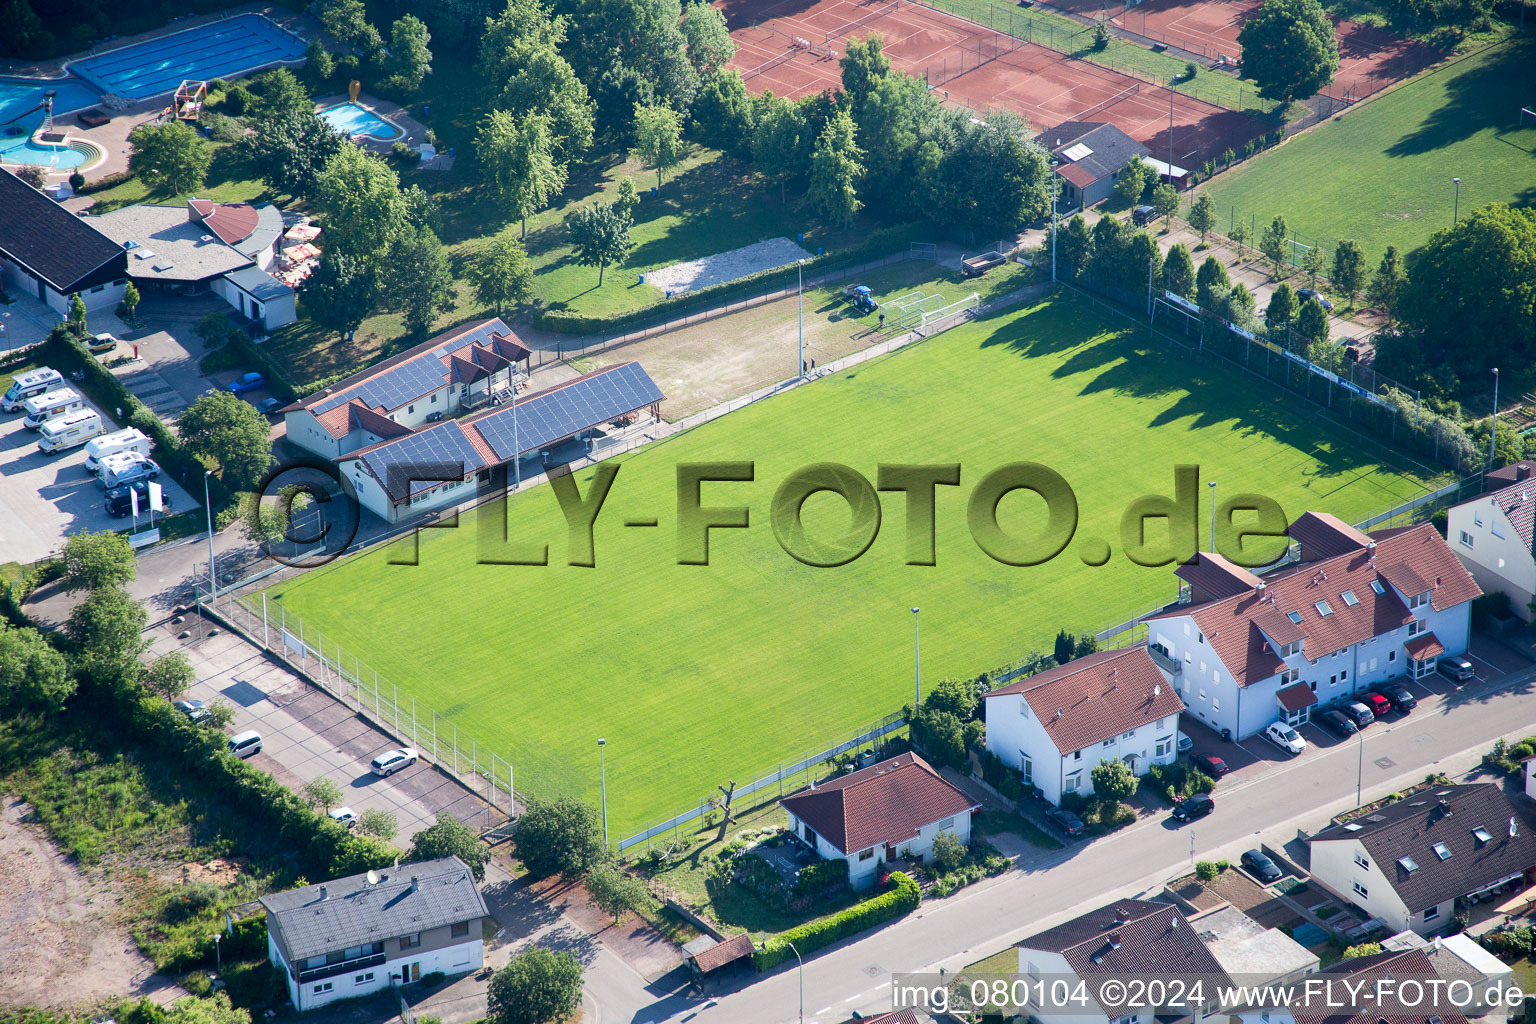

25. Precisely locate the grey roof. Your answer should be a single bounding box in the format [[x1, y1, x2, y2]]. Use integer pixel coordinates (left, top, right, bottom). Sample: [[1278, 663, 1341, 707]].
[[0, 168, 127, 291], [1019, 899, 1230, 982], [233, 204, 285, 260], [90, 204, 254, 282], [1311, 783, 1536, 913], [225, 265, 294, 301], [260, 856, 488, 963], [1039, 121, 1150, 185], [1192, 906, 1318, 979]]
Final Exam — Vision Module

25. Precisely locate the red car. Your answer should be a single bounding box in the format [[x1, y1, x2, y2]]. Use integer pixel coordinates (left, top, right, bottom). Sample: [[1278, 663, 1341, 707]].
[[1194, 753, 1230, 777], [1359, 692, 1392, 718]]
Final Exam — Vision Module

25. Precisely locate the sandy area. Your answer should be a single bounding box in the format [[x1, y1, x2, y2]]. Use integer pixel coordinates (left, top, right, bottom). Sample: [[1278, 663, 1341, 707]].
[[0, 796, 185, 1010], [645, 237, 814, 295]]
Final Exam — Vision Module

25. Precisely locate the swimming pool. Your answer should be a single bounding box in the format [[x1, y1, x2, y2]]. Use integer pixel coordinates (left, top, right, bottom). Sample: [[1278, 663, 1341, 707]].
[[0, 77, 101, 123], [317, 102, 402, 140], [71, 13, 304, 100]]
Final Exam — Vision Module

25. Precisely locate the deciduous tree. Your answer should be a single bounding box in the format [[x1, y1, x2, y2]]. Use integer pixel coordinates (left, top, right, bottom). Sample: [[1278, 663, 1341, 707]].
[[751, 94, 808, 204], [1302, 242, 1325, 288], [314, 145, 406, 261], [382, 227, 455, 335], [839, 34, 890, 119], [301, 250, 377, 342], [303, 778, 344, 813], [1187, 192, 1215, 242], [410, 812, 492, 881], [1115, 154, 1153, 204], [1266, 281, 1297, 332], [477, 110, 568, 238], [565, 202, 631, 286], [1151, 182, 1180, 227], [1091, 758, 1139, 802], [1260, 214, 1289, 276], [141, 651, 194, 701], [1368, 244, 1406, 318], [177, 391, 275, 491], [0, 621, 71, 713], [66, 586, 149, 684], [584, 863, 645, 923], [1237, 0, 1339, 105], [1196, 255, 1231, 308], [488, 947, 583, 1024], [807, 107, 864, 228], [1295, 296, 1330, 347], [251, 68, 310, 119], [689, 69, 754, 156], [387, 15, 433, 91], [680, 0, 735, 76], [128, 121, 211, 196], [357, 808, 398, 841], [512, 796, 605, 878], [468, 237, 535, 313], [631, 103, 684, 189], [1332, 239, 1365, 304], [241, 108, 344, 200], [1164, 242, 1196, 298], [58, 530, 136, 592]]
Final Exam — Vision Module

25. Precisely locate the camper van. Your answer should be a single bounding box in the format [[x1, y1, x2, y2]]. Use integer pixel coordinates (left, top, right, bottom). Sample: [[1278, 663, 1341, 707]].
[[2, 367, 64, 412], [97, 451, 161, 490], [22, 388, 84, 430], [36, 409, 103, 453], [84, 428, 151, 475]]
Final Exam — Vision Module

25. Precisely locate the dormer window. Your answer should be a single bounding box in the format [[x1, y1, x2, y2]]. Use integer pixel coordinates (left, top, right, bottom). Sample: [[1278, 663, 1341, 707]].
[[1315, 600, 1333, 617], [1287, 611, 1303, 625], [1341, 590, 1359, 607], [1432, 842, 1452, 860], [1411, 592, 1429, 608]]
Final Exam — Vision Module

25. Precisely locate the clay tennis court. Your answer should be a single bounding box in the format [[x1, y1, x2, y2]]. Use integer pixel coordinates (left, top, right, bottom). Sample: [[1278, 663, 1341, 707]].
[[722, 0, 1268, 166], [1048, 0, 1441, 99]]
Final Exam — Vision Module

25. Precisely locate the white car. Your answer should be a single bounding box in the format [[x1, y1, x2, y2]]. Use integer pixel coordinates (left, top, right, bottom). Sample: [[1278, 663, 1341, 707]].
[[1265, 721, 1307, 755], [370, 747, 418, 776], [1176, 731, 1193, 754], [329, 806, 357, 827]]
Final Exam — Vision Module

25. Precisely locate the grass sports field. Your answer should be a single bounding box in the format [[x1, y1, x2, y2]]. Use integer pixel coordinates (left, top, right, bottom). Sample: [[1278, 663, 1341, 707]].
[[1200, 38, 1536, 266], [262, 293, 1435, 838]]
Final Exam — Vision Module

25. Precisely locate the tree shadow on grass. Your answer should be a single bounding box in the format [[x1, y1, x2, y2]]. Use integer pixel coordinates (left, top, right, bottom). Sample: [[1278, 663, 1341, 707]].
[[1385, 39, 1536, 157]]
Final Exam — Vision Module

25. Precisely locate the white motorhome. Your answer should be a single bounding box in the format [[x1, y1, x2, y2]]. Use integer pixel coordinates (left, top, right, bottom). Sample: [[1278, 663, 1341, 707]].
[[36, 409, 103, 453], [84, 427, 151, 475], [98, 451, 161, 490], [2, 367, 64, 412], [22, 387, 83, 429]]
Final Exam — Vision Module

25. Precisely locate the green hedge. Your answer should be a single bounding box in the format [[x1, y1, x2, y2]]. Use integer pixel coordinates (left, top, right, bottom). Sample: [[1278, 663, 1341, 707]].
[[753, 871, 920, 970], [796, 857, 850, 897], [532, 223, 920, 336], [39, 328, 234, 507]]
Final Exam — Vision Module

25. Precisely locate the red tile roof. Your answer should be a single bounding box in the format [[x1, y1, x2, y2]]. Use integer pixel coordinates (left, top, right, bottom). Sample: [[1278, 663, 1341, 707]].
[[1288, 510, 1372, 559], [984, 647, 1184, 755], [1019, 899, 1229, 981], [1290, 949, 1470, 1024], [1405, 632, 1445, 660], [348, 402, 412, 440], [687, 932, 754, 973], [1175, 552, 1262, 601], [1146, 520, 1479, 687], [1056, 162, 1098, 189], [1480, 477, 1536, 550], [779, 753, 977, 856], [200, 203, 260, 246], [1276, 682, 1317, 711]]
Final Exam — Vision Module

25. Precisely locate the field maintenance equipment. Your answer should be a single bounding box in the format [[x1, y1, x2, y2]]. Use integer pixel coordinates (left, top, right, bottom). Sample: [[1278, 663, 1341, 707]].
[[842, 284, 879, 314], [961, 251, 1007, 276]]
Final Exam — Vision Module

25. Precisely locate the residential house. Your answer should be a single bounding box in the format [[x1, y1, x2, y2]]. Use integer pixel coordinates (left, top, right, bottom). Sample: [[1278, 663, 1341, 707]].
[[1382, 930, 1515, 1018], [0, 167, 128, 314], [336, 359, 664, 523], [1188, 905, 1318, 987], [982, 646, 1184, 806], [1014, 899, 1229, 1024], [90, 198, 295, 329], [780, 752, 979, 890], [1143, 512, 1480, 741], [1229, 948, 1472, 1024], [1039, 121, 1151, 208], [259, 856, 489, 1011], [282, 318, 532, 459], [1446, 460, 1536, 620], [1308, 783, 1536, 935]]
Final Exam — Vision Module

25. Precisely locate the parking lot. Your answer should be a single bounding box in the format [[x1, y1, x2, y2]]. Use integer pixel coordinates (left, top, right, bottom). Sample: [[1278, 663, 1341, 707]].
[[0, 389, 197, 566]]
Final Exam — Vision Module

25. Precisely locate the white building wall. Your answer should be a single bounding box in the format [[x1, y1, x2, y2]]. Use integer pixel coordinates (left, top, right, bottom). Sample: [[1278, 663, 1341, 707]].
[[788, 807, 974, 891], [286, 411, 342, 458], [985, 692, 1177, 805], [1308, 837, 1411, 933], [294, 940, 485, 1010], [1449, 499, 1536, 620]]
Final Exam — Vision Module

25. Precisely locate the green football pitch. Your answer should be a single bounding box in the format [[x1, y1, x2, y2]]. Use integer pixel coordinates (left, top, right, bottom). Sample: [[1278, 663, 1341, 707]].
[[1200, 38, 1536, 268], [262, 293, 1436, 838]]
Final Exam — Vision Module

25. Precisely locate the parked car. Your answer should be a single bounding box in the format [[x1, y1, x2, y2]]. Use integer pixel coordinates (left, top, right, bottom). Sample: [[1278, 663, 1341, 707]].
[[1176, 731, 1193, 754], [1317, 708, 1358, 737], [1241, 849, 1283, 883], [88, 332, 118, 354], [104, 478, 171, 518], [1045, 807, 1086, 836], [1339, 700, 1375, 728], [256, 397, 284, 416], [1374, 682, 1418, 712], [1358, 692, 1392, 718], [1194, 753, 1229, 777], [1440, 656, 1475, 681], [1172, 793, 1215, 822], [1297, 288, 1334, 311], [328, 806, 357, 828], [1264, 721, 1307, 755], [370, 747, 418, 776], [1132, 205, 1155, 226], [228, 730, 262, 758], [173, 698, 209, 723], [227, 372, 265, 394]]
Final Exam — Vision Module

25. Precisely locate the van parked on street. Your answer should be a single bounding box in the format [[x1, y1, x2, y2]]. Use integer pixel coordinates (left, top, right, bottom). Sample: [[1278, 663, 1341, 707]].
[[2, 367, 64, 412], [228, 731, 262, 758], [36, 409, 103, 453], [84, 427, 151, 475], [97, 451, 161, 489], [22, 387, 83, 429]]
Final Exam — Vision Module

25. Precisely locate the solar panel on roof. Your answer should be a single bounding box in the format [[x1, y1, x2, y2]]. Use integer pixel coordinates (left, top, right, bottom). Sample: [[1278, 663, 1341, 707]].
[[312, 321, 508, 415], [476, 363, 662, 461], [360, 422, 487, 500]]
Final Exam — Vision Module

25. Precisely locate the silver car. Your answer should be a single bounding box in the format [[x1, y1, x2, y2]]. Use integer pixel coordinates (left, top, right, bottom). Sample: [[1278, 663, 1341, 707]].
[[370, 747, 418, 776]]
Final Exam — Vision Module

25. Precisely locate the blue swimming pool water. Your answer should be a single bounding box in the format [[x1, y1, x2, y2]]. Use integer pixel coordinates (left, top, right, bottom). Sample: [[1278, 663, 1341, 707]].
[[0, 79, 98, 167], [72, 14, 304, 100], [317, 102, 402, 140]]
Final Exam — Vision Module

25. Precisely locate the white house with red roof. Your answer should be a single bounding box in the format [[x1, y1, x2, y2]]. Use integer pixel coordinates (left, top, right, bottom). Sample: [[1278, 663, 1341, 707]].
[[1446, 460, 1536, 621], [1142, 512, 1479, 741], [983, 646, 1184, 806], [779, 753, 978, 890]]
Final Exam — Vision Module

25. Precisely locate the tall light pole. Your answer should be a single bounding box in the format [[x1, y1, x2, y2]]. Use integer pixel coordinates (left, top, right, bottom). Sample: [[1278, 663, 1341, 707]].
[[1356, 726, 1365, 807], [911, 607, 921, 711], [1452, 177, 1461, 226], [1207, 480, 1217, 553], [786, 939, 805, 1024], [796, 259, 806, 380], [1050, 162, 1060, 283], [203, 469, 217, 607], [598, 738, 609, 848], [1490, 367, 1500, 471]]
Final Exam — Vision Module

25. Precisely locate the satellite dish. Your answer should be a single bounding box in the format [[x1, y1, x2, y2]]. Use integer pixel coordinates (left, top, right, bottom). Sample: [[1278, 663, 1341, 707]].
[[366, 869, 380, 885]]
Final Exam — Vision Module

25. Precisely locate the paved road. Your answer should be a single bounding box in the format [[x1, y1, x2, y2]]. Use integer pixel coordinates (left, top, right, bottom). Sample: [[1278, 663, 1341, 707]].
[[650, 660, 1536, 1024]]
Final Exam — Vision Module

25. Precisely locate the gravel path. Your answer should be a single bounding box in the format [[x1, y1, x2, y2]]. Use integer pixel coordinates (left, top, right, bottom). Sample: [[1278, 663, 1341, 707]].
[[645, 236, 814, 295]]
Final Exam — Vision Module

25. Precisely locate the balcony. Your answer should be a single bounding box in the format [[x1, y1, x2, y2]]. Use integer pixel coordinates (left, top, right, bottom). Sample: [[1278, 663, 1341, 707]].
[[296, 951, 387, 983], [1148, 646, 1182, 675]]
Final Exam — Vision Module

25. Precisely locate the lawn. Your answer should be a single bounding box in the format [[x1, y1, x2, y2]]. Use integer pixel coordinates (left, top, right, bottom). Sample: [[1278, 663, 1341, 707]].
[[1199, 37, 1536, 267], [258, 291, 1436, 839]]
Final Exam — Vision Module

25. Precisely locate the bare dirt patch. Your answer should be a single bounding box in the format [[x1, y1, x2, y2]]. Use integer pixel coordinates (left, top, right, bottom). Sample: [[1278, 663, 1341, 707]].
[[0, 796, 185, 1011], [645, 237, 813, 295], [181, 856, 248, 887]]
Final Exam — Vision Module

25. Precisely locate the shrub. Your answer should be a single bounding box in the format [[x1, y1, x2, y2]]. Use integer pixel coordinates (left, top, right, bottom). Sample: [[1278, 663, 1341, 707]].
[[421, 970, 446, 986], [68, 171, 84, 191], [1481, 927, 1534, 959], [797, 858, 850, 898], [222, 83, 254, 115], [1093, 21, 1110, 49], [208, 78, 229, 93], [753, 872, 921, 969], [1215, 858, 1230, 872], [931, 831, 966, 874], [997, 772, 1023, 800], [392, 140, 421, 163], [1195, 860, 1219, 882], [1184, 61, 1198, 79]]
